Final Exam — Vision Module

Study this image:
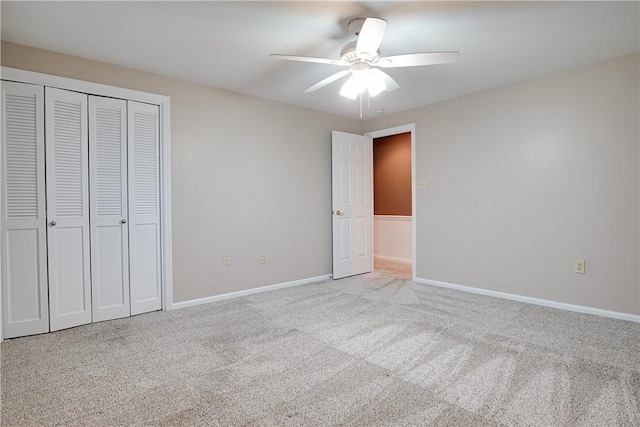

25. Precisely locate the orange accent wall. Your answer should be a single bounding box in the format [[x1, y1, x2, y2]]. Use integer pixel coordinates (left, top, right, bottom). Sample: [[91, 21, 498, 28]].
[[373, 132, 411, 216]]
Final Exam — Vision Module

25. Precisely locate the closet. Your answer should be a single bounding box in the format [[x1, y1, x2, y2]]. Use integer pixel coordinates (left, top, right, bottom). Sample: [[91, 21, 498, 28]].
[[1, 79, 164, 339]]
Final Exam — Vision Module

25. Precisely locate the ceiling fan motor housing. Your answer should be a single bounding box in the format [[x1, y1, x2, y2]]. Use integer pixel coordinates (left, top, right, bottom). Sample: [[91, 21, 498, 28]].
[[340, 41, 379, 64]]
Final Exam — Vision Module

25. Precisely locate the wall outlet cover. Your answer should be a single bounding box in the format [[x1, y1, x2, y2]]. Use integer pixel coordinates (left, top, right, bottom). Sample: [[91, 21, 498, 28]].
[[574, 259, 585, 274]]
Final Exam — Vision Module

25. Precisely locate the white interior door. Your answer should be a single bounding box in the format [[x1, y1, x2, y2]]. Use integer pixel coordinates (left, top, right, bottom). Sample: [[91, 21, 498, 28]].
[[1, 81, 49, 338], [89, 96, 130, 322], [128, 101, 162, 315], [331, 131, 373, 279], [45, 87, 92, 332]]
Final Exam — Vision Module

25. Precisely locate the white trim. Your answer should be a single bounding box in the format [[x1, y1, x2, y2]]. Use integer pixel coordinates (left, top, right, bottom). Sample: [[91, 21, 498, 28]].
[[0, 67, 173, 321], [374, 255, 412, 264], [160, 102, 173, 310], [172, 275, 332, 310], [1, 67, 168, 105], [0, 81, 3, 343], [365, 124, 417, 282], [415, 277, 640, 323], [374, 215, 412, 222]]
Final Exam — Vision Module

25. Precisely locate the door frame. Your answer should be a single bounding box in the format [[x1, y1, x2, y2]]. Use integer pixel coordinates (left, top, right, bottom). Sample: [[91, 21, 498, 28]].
[[0, 67, 174, 340], [364, 124, 416, 281]]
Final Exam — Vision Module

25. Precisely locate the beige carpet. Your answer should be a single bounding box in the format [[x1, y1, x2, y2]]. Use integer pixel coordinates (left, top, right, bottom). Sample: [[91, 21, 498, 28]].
[[2, 272, 639, 426]]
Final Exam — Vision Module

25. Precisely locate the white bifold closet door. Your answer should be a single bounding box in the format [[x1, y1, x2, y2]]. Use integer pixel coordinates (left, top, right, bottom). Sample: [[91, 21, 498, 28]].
[[128, 101, 162, 315], [1, 81, 49, 338], [45, 87, 92, 332], [89, 96, 130, 322]]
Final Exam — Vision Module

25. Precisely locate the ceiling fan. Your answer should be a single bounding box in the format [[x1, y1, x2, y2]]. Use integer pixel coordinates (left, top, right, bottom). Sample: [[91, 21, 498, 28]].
[[270, 17, 459, 100]]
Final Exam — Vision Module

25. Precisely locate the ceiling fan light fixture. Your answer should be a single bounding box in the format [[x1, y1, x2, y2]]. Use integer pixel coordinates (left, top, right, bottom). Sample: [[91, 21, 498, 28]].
[[339, 74, 362, 99], [339, 68, 387, 99], [367, 70, 386, 97]]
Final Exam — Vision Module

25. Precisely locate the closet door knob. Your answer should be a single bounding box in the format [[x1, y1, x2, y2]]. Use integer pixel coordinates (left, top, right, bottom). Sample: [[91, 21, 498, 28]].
[[120, 219, 127, 224], [49, 221, 56, 227]]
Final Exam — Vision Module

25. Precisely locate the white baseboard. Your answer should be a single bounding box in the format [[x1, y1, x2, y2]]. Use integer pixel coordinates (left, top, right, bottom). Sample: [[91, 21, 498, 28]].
[[172, 274, 332, 310], [415, 277, 640, 323], [374, 255, 412, 264]]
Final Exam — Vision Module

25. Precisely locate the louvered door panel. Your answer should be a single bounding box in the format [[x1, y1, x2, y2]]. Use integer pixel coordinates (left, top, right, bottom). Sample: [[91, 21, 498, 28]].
[[89, 96, 130, 322], [128, 101, 162, 315], [45, 87, 91, 332], [1, 81, 49, 338]]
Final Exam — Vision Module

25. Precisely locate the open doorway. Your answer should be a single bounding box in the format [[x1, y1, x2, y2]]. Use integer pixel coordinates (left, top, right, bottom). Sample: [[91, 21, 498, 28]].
[[373, 132, 412, 279], [366, 125, 416, 281], [330, 126, 415, 281]]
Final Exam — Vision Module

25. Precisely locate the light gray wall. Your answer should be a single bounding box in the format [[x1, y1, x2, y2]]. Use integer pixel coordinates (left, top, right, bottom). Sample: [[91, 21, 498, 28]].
[[1, 42, 362, 302], [3, 42, 638, 315], [365, 52, 640, 315], [169, 87, 361, 301], [170, 92, 362, 301]]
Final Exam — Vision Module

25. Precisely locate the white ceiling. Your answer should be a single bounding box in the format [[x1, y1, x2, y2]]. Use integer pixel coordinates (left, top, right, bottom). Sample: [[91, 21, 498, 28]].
[[2, 1, 638, 119]]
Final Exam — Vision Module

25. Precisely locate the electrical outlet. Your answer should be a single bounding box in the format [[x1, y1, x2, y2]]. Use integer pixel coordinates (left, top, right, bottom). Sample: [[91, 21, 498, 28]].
[[417, 179, 427, 190], [223, 254, 231, 266], [574, 259, 585, 274], [261, 252, 268, 264]]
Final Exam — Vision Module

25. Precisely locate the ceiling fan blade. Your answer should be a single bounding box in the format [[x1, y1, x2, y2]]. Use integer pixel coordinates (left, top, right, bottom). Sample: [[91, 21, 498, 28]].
[[356, 18, 386, 56], [377, 52, 459, 68], [270, 54, 346, 66], [369, 68, 399, 92], [305, 70, 351, 93]]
